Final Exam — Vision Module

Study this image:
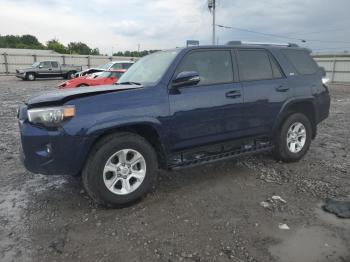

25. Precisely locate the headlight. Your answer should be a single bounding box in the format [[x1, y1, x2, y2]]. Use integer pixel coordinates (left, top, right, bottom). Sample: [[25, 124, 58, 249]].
[[27, 105, 75, 127]]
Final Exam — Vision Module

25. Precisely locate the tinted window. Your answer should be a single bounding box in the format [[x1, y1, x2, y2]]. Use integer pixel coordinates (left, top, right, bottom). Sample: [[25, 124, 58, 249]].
[[282, 49, 318, 75], [111, 63, 122, 69], [122, 63, 133, 69], [238, 50, 273, 81], [176, 50, 233, 85], [40, 61, 51, 68], [51, 61, 59, 68], [111, 71, 124, 78], [270, 56, 283, 78]]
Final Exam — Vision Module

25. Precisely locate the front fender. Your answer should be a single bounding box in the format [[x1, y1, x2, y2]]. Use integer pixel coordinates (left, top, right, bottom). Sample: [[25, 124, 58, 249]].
[[85, 117, 164, 137]]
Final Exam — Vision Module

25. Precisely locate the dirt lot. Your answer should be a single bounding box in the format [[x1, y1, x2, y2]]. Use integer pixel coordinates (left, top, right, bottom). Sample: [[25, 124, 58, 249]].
[[0, 76, 349, 262]]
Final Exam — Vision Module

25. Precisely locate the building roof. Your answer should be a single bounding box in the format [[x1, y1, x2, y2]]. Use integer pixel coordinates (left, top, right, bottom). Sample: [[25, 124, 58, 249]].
[[0, 48, 58, 55]]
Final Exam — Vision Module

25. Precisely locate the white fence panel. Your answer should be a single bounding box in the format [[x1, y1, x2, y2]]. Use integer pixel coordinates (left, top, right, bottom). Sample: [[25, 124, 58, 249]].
[[2, 51, 350, 83], [1, 52, 134, 74]]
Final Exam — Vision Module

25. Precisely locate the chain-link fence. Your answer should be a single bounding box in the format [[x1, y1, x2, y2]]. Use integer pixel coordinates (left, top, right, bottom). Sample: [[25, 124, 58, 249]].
[[313, 54, 350, 83]]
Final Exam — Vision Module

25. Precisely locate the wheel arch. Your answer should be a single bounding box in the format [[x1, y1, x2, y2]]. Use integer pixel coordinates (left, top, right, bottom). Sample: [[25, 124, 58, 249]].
[[25, 71, 37, 77], [84, 122, 168, 170], [274, 98, 317, 139]]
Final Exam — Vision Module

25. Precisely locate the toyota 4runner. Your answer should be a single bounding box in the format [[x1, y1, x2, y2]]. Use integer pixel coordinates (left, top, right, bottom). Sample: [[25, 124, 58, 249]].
[[18, 42, 330, 207]]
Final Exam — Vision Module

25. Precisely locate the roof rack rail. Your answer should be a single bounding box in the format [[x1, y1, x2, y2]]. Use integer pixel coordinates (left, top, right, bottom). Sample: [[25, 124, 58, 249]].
[[226, 41, 299, 47]]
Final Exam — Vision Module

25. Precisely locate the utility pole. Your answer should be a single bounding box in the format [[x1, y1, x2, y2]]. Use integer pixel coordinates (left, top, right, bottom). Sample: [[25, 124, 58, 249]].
[[208, 0, 216, 45]]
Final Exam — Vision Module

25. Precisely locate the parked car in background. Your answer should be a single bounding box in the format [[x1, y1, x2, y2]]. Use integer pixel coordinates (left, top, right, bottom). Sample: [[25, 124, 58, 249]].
[[18, 42, 330, 207], [74, 60, 134, 78], [58, 69, 126, 89], [16, 61, 81, 81]]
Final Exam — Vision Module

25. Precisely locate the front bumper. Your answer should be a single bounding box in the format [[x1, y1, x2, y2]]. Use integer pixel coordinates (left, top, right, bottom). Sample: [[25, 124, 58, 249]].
[[18, 106, 95, 176], [16, 72, 26, 79]]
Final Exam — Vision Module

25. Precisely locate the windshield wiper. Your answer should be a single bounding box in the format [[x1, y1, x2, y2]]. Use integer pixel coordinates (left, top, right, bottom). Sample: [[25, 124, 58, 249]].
[[116, 81, 142, 86]]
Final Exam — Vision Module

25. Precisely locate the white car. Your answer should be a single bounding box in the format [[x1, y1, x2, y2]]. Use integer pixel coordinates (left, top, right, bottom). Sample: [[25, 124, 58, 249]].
[[75, 60, 134, 78]]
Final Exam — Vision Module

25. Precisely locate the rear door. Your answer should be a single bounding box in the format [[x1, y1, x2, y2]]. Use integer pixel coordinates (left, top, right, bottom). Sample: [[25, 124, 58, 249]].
[[168, 49, 244, 151], [50, 61, 61, 77], [236, 49, 290, 136]]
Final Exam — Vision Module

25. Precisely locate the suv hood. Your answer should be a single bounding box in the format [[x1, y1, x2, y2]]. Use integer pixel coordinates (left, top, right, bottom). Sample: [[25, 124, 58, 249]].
[[26, 84, 141, 108]]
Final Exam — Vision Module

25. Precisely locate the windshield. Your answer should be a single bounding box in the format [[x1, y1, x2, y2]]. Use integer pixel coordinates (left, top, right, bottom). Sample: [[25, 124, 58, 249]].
[[98, 62, 113, 70], [32, 62, 40, 68], [117, 50, 180, 85]]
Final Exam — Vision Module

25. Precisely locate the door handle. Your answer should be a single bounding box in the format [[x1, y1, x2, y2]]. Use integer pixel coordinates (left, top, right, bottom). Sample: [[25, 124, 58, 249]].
[[226, 90, 241, 98], [48, 68, 52, 71], [275, 85, 289, 92]]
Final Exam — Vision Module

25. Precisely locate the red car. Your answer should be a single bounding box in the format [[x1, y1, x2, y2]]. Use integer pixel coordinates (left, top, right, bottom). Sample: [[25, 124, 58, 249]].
[[58, 69, 126, 89]]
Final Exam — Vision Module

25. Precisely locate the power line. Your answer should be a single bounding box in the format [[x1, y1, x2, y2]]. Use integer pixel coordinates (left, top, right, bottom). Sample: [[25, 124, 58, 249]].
[[216, 24, 350, 44]]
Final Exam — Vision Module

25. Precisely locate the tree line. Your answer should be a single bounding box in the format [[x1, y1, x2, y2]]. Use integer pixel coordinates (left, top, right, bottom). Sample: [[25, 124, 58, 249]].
[[0, 34, 159, 57], [0, 34, 100, 55], [113, 50, 160, 57]]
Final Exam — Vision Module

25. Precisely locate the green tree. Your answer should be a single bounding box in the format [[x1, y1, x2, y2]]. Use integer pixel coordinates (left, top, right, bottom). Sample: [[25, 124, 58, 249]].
[[90, 48, 100, 55], [67, 42, 91, 55], [21, 34, 43, 48], [46, 39, 67, 54]]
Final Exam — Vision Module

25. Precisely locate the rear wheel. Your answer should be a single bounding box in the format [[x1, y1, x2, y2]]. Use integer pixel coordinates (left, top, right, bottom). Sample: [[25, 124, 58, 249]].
[[66, 71, 76, 79], [274, 113, 312, 162], [82, 132, 158, 207]]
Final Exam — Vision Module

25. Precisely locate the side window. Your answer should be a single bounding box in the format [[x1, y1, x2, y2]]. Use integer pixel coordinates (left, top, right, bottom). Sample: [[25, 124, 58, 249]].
[[40, 61, 52, 68], [269, 55, 283, 78], [51, 61, 59, 68], [113, 72, 124, 78], [111, 63, 122, 70], [175, 50, 233, 86], [237, 50, 273, 81], [122, 63, 133, 69], [282, 49, 318, 75]]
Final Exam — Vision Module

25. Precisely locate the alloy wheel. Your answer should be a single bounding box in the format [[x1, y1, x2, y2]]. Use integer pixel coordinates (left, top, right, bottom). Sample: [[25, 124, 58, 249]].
[[103, 149, 146, 195], [286, 122, 306, 153]]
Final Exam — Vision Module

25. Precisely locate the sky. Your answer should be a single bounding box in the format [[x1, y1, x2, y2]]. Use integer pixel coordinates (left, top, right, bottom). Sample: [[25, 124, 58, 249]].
[[1, 0, 350, 54]]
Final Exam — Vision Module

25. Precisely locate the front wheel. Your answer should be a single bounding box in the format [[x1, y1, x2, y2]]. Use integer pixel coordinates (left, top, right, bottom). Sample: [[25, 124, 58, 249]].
[[273, 113, 312, 162], [82, 132, 158, 207], [26, 72, 35, 81]]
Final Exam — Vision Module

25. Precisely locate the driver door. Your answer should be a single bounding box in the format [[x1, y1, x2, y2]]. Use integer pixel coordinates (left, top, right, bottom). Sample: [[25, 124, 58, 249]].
[[168, 49, 244, 151], [37, 61, 53, 77]]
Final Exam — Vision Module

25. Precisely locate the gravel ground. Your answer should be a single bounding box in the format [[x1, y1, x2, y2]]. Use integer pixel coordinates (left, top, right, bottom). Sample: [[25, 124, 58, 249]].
[[0, 76, 349, 262]]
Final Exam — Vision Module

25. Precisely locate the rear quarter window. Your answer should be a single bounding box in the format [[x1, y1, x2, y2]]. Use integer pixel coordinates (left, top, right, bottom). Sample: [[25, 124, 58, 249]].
[[282, 49, 318, 75]]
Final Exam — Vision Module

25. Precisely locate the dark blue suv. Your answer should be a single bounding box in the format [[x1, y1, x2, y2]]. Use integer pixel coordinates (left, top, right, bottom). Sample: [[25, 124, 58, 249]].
[[18, 42, 330, 207]]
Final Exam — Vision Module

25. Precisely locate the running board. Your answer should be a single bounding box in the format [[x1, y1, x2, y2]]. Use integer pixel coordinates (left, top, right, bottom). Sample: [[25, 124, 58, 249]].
[[168, 143, 274, 170]]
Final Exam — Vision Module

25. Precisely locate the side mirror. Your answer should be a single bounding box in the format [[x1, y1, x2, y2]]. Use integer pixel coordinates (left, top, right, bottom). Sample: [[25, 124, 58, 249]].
[[172, 71, 200, 88], [39, 65, 43, 68]]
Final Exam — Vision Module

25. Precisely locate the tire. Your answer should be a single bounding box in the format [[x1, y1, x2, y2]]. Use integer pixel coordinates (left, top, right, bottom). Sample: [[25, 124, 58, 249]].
[[26, 72, 35, 81], [66, 71, 76, 79], [78, 84, 88, 87], [82, 132, 158, 207], [273, 113, 312, 162]]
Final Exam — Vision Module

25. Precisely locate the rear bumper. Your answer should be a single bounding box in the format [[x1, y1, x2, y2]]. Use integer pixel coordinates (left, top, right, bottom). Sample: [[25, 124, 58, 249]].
[[315, 90, 330, 124]]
